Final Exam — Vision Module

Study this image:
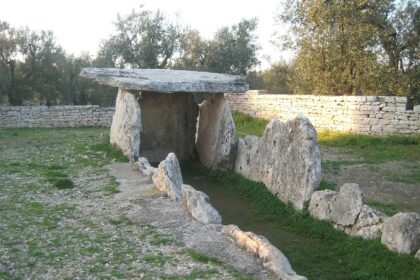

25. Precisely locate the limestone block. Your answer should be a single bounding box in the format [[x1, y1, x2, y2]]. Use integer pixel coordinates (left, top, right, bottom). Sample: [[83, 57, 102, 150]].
[[234, 116, 321, 210], [80, 68, 248, 93], [381, 212, 420, 254], [182, 184, 222, 225], [196, 93, 236, 169], [110, 88, 142, 161], [330, 183, 363, 226], [152, 153, 183, 201], [308, 190, 337, 221], [349, 205, 388, 239], [222, 225, 307, 280]]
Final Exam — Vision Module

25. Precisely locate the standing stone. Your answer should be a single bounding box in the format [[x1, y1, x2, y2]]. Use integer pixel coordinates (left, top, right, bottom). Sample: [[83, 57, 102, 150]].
[[110, 88, 142, 161], [349, 205, 388, 239], [196, 93, 236, 169], [234, 116, 321, 210], [152, 153, 183, 201], [182, 184, 222, 225], [308, 190, 337, 221], [330, 183, 363, 226], [381, 212, 420, 254]]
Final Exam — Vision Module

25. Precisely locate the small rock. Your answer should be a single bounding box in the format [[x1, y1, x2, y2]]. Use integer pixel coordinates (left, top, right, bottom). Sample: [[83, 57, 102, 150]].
[[222, 225, 307, 280], [182, 184, 222, 225], [308, 190, 337, 221], [134, 157, 156, 177], [330, 183, 363, 226], [415, 248, 420, 260], [381, 212, 420, 254], [349, 205, 388, 239], [152, 153, 183, 201]]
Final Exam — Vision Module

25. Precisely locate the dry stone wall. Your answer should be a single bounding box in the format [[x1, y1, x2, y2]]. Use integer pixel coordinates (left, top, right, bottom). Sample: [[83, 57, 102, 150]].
[[226, 90, 420, 135], [0, 105, 114, 128]]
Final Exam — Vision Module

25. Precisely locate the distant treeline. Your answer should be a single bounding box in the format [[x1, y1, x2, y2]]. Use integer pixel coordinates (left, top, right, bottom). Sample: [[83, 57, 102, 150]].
[[1, 1, 419, 106]]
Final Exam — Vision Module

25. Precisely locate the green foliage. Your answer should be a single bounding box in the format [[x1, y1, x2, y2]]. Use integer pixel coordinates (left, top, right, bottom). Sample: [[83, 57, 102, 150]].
[[279, 0, 420, 104], [232, 111, 268, 137], [261, 61, 293, 94]]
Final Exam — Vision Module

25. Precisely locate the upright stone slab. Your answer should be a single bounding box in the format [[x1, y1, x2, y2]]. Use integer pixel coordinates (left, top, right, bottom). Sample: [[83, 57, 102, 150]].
[[234, 116, 321, 210], [196, 93, 236, 169], [110, 88, 142, 161]]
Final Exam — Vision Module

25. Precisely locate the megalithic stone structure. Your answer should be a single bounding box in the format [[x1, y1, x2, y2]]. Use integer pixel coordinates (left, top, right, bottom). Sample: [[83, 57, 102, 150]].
[[80, 68, 247, 167]]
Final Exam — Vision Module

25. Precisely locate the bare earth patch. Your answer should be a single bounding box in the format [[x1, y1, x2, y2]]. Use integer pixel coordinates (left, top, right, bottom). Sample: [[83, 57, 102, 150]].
[[321, 146, 420, 213]]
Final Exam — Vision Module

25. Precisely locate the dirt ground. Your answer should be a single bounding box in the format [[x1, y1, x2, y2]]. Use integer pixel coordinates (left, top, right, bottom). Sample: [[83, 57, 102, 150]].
[[320, 146, 420, 213]]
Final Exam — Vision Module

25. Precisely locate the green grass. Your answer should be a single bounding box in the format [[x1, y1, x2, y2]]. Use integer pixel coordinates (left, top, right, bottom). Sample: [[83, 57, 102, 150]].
[[208, 169, 420, 279], [318, 130, 420, 162], [365, 199, 398, 216], [185, 249, 222, 265], [91, 135, 128, 162], [233, 111, 268, 137]]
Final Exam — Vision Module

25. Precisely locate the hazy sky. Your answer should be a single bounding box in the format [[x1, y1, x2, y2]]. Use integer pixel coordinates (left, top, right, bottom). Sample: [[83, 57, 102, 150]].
[[0, 0, 289, 69]]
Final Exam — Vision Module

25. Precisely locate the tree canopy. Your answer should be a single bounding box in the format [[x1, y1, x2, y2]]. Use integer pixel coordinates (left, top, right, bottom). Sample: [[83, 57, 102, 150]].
[[277, 0, 419, 104]]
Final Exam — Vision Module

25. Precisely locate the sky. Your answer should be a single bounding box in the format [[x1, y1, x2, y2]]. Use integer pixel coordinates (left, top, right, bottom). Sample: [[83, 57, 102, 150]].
[[0, 0, 289, 69]]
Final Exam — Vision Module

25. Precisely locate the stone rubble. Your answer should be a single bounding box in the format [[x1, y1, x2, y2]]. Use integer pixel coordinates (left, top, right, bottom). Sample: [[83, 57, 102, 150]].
[[222, 225, 307, 280], [309, 183, 420, 255], [234, 116, 321, 210], [182, 184, 222, 225], [110, 88, 142, 161]]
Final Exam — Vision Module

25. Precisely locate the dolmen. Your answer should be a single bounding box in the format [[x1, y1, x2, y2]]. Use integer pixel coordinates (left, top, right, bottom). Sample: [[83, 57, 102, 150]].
[[80, 68, 246, 169]]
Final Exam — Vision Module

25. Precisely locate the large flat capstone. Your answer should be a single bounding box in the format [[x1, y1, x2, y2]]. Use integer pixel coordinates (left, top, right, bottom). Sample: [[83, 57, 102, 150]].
[[80, 68, 248, 93]]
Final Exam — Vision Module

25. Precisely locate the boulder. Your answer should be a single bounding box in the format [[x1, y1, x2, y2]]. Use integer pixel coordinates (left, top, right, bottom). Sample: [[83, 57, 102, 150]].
[[134, 157, 156, 177], [349, 205, 388, 239], [196, 93, 236, 169], [330, 183, 363, 226], [381, 212, 420, 254], [182, 184, 222, 225], [110, 88, 142, 161], [222, 225, 307, 280], [308, 190, 337, 221], [80, 68, 248, 93], [152, 153, 183, 201], [234, 116, 321, 210]]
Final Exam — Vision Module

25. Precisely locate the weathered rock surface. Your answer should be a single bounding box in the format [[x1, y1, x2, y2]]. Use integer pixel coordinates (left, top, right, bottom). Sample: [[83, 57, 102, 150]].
[[182, 184, 222, 225], [349, 205, 388, 239], [196, 93, 236, 169], [381, 212, 420, 254], [134, 157, 156, 177], [308, 190, 337, 221], [222, 225, 307, 280], [110, 88, 142, 161], [80, 68, 248, 93], [152, 153, 183, 201], [234, 116, 321, 210], [330, 183, 363, 226]]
